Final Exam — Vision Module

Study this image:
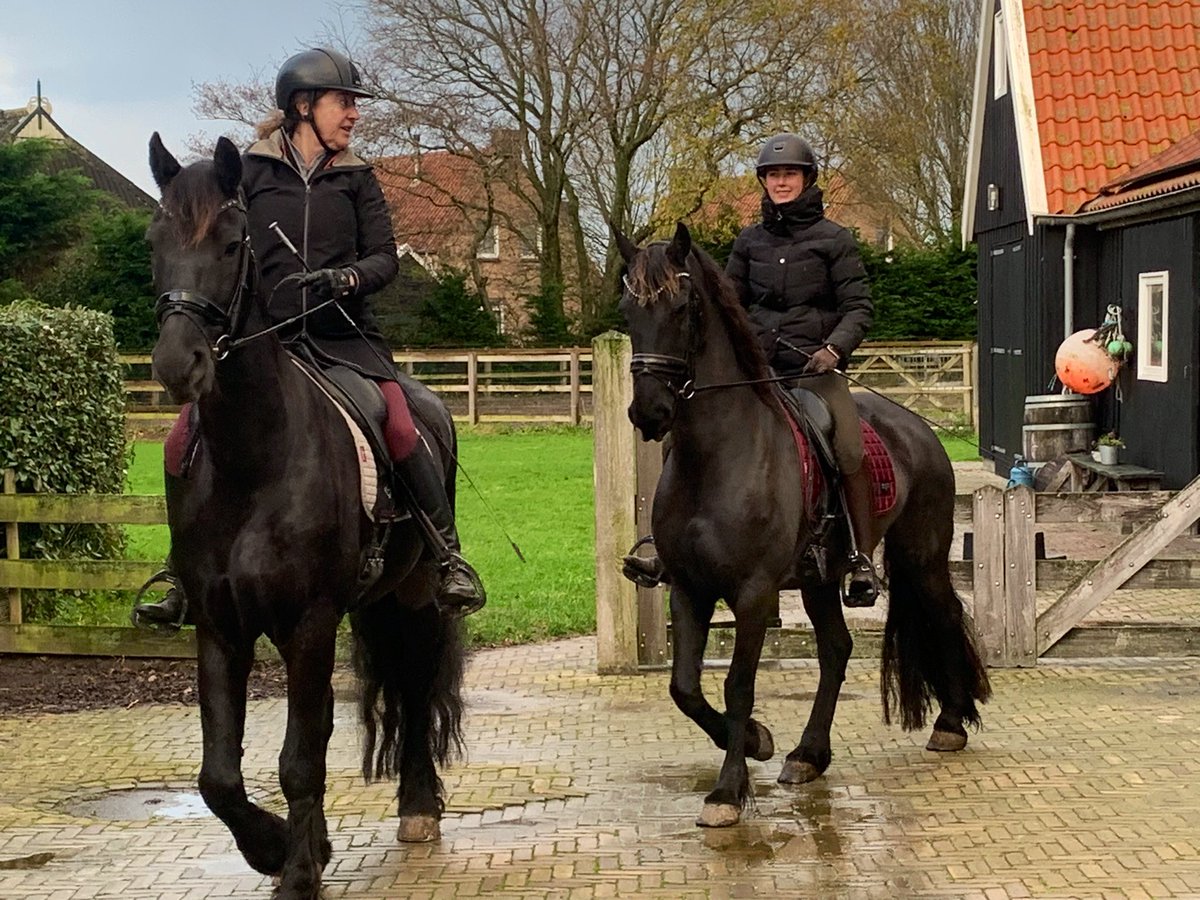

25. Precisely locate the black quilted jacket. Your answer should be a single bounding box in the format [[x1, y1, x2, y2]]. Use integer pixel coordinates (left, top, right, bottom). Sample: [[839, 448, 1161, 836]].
[[725, 185, 873, 374]]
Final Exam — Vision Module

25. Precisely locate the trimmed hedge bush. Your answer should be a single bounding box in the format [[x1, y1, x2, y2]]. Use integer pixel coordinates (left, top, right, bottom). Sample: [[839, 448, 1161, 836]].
[[0, 300, 127, 620]]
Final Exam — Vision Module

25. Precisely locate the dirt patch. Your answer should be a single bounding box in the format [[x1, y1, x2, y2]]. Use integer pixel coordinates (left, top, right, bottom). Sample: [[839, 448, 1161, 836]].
[[0, 655, 288, 716]]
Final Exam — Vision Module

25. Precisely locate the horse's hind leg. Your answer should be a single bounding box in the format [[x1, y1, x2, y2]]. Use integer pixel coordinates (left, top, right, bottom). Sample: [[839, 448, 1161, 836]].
[[196, 628, 288, 876], [779, 582, 851, 785], [276, 607, 339, 899], [395, 600, 459, 842], [883, 533, 991, 752]]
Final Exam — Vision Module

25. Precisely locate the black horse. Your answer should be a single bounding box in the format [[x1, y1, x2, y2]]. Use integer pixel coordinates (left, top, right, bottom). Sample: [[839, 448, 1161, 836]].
[[146, 134, 465, 898], [615, 224, 990, 828]]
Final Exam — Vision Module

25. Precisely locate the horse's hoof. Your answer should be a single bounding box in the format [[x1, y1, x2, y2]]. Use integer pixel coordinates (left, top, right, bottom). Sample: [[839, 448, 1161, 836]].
[[778, 759, 822, 784], [926, 729, 968, 752], [749, 720, 775, 762], [696, 803, 741, 828], [396, 815, 441, 842]]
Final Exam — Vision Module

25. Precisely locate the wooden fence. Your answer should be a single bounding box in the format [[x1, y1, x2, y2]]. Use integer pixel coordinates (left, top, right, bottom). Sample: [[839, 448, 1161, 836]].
[[592, 333, 1200, 673], [121, 340, 976, 431], [123, 348, 593, 428], [0, 470, 188, 656]]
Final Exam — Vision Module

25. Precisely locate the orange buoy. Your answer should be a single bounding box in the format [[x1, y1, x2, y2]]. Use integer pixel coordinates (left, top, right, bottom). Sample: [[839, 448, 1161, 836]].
[[1055, 329, 1119, 394]]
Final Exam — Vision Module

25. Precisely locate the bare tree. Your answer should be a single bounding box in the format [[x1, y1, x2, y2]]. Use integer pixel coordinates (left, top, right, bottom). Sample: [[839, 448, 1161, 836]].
[[835, 0, 978, 244]]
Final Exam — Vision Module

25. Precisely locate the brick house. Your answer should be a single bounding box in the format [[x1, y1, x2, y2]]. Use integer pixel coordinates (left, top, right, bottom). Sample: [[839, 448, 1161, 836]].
[[374, 141, 547, 340]]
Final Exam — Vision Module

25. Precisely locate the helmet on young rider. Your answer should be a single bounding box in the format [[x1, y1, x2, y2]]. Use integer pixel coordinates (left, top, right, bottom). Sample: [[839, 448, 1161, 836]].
[[755, 133, 818, 179]]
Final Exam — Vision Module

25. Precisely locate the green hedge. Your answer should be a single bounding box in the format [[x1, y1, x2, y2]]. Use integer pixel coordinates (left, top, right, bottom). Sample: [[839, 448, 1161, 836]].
[[0, 300, 127, 620]]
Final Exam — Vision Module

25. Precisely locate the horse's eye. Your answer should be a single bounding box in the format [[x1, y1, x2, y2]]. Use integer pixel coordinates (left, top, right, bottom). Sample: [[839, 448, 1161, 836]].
[[224, 241, 241, 257]]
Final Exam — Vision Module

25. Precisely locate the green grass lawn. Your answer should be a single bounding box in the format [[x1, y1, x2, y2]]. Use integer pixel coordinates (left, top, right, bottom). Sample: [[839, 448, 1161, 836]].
[[119, 424, 976, 645], [124, 427, 597, 647]]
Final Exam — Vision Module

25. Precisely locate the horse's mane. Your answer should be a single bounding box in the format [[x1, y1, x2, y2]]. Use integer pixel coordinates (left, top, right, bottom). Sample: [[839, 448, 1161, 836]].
[[630, 243, 776, 405], [160, 161, 226, 249]]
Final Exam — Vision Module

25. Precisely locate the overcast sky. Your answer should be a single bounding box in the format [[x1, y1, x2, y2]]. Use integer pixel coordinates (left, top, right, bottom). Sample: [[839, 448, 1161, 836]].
[[2, 0, 364, 195]]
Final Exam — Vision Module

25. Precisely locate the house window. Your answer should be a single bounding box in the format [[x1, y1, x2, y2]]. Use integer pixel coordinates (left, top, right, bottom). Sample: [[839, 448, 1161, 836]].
[[1137, 271, 1169, 383], [519, 229, 542, 260], [477, 225, 500, 260], [993, 12, 1008, 99]]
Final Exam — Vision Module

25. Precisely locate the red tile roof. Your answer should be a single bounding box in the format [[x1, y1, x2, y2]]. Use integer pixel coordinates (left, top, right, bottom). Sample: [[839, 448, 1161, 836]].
[[1024, 0, 1200, 213], [1080, 126, 1200, 210], [374, 152, 483, 253]]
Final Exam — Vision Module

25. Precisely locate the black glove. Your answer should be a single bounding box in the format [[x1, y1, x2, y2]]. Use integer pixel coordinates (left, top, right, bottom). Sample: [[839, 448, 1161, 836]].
[[802, 345, 840, 375], [297, 267, 356, 301]]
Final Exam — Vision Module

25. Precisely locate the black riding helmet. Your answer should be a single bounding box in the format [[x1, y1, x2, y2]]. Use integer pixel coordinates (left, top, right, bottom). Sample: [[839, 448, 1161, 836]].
[[755, 133, 818, 180], [274, 47, 374, 113]]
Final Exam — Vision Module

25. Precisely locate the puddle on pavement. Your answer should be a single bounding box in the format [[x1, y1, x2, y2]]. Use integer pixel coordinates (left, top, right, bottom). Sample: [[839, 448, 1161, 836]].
[[0, 852, 54, 870], [464, 688, 549, 714], [768, 691, 865, 703], [64, 788, 212, 821]]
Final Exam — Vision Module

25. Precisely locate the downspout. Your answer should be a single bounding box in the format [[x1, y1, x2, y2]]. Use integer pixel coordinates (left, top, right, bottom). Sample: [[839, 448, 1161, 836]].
[[1063, 222, 1076, 338]]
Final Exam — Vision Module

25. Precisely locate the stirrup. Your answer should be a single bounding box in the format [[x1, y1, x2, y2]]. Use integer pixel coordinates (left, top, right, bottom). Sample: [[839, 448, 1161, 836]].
[[131, 568, 188, 632], [621, 535, 669, 589], [435, 553, 486, 619], [843, 552, 881, 608]]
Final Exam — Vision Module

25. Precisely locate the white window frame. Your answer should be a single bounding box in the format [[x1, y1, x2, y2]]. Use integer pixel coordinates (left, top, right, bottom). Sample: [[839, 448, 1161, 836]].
[[519, 229, 543, 260], [1137, 270, 1169, 383], [477, 224, 500, 260], [993, 12, 1008, 99]]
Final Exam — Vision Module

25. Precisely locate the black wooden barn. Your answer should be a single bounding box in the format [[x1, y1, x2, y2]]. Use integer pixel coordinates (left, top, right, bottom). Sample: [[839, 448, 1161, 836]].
[[963, 0, 1200, 487]]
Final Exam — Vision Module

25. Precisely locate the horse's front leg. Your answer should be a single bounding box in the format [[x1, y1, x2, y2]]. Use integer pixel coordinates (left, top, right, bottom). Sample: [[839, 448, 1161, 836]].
[[195, 627, 289, 876], [780, 581, 851, 784], [697, 599, 771, 828], [275, 605, 338, 900]]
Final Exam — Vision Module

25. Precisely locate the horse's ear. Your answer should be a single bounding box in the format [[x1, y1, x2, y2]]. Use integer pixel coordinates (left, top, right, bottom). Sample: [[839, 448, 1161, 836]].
[[149, 132, 181, 191], [611, 225, 640, 265], [213, 136, 242, 198], [666, 221, 691, 267]]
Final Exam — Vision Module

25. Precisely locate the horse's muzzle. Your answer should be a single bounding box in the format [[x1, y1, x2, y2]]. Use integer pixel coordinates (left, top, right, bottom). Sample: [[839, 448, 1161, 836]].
[[152, 317, 215, 404]]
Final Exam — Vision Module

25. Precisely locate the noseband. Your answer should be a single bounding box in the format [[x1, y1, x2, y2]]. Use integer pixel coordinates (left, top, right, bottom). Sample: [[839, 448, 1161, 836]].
[[626, 270, 699, 398], [154, 197, 254, 360]]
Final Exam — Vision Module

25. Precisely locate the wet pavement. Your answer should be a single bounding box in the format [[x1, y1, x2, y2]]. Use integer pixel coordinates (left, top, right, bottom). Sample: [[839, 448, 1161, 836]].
[[3, 635, 1200, 899]]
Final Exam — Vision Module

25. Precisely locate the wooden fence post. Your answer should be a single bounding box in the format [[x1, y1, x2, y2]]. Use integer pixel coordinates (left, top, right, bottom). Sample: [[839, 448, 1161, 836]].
[[972, 485, 1006, 667], [592, 332, 639, 674], [569, 348, 582, 426], [3, 469, 20, 624], [1005, 485, 1037, 665], [466, 351, 479, 425], [635, 440, 666, 666]]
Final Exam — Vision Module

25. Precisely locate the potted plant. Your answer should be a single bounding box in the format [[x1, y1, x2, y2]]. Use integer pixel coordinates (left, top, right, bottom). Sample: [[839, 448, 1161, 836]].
[[1096, 432, 1124, 465]]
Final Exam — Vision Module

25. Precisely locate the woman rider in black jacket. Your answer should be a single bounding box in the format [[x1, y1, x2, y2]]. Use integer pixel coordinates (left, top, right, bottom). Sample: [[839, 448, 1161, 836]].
[[134, 48, 485, 628], [625, 133, 882, 606]]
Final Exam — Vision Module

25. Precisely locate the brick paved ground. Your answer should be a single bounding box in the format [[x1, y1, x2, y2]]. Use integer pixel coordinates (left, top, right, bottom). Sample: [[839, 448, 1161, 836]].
[[3, 635, 1200, 899]]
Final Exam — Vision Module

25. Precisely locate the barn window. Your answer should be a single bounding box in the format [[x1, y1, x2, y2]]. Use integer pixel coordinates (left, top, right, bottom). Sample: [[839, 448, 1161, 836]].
[[477, 224, 500, 260], [993, 12, 1008, 99], [1137, 271, 1169, 383]]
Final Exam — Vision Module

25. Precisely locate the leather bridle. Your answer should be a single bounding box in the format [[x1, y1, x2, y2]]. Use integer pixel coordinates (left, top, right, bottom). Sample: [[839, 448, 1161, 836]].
[[153, 197, 254, 361]]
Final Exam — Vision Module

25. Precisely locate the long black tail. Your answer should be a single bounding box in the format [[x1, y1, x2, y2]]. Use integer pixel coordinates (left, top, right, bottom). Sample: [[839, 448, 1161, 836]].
[[880, 548, 991, 731], [351, 590, 466, 782]]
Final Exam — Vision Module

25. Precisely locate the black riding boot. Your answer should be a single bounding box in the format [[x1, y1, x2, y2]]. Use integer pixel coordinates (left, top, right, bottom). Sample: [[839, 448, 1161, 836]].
[[131, 555, 189, 632], [622, 537, 670, 589], [842, 466, 883, 607], [395, 449, 486, 617]]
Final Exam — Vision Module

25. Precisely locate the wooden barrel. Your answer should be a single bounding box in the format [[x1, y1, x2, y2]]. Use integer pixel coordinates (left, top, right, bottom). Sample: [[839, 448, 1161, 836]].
[[1021, 394, 1094, 462]]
